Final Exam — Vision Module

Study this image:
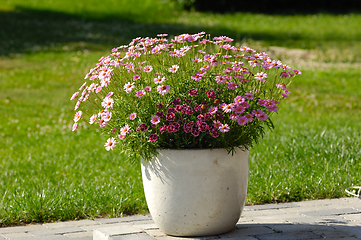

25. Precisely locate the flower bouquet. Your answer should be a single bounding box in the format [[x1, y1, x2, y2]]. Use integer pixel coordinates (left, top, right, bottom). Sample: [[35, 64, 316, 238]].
[[70, 32, 301, 162]]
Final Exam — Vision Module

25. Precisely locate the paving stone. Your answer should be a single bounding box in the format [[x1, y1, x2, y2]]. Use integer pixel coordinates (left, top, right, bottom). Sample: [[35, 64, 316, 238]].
[[324, 238, 359, 240], [343, 213, 361, 221], [132, 220, 156, 225], [1, 235, 69, 240], [218, 236, 259, 240], [43, 219, 99, 229], [299, 208, 361, 217], [0, 224, 47, 234], [279, 205, 344, 214], [144, 229, 166, 237], [295, 198, 360, 209], [242, 209, 287, 217], [327, 223, 361, 238], [95, 215, 152, 225], [34, 236, 73, 240], [1, 232, 33, 239], [155, 235, 219, 240], [63, 230, 93, 238], [132, 223, 159, 230], [28, 226, 86, 236], [285, 214, 347, 224], [93, 224, 143, 240], [266, 223, 330, 233], [244, 202, 299, 211], [230, 225, 274, 236], [258, 231, 323, 240], [238, 215, 289, 224], [110, 233, 157, 240], [81, 222, 146, 231], [313, 227, 354, 238]]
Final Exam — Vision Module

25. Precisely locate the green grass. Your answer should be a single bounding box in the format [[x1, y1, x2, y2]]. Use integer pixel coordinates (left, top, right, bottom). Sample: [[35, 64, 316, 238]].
[[1, 0, 361, 226]]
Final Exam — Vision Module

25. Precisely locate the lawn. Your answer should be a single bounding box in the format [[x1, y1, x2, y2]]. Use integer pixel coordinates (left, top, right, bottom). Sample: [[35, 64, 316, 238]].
[[0, 0, 360, 226]]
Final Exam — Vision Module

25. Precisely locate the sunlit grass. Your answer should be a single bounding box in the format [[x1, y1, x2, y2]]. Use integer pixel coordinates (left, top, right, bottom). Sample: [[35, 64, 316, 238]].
[[0, 0, 360, 227]]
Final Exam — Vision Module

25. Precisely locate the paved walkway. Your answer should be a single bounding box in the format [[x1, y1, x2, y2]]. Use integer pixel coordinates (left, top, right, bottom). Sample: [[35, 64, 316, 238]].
[[0, 198, 360, 240]]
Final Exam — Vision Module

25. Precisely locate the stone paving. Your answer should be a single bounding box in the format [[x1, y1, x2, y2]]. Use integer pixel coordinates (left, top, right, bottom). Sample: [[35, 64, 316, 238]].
[[0, 198, 360, 240]]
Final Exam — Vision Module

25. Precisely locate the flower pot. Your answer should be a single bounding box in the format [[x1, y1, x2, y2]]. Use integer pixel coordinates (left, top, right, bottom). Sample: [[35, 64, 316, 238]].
[[141, 148, 249, 237]]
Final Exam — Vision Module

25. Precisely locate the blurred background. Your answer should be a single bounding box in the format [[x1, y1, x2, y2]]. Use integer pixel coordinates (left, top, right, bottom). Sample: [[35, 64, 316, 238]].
[[0, 0, 360, 227]]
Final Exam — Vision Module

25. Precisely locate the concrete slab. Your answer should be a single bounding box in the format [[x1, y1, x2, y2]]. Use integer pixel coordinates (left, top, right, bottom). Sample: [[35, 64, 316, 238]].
[[93, 224, 143, 240]]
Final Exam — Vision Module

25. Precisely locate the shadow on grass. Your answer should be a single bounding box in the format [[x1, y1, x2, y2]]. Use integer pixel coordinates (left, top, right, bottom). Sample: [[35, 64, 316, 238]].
[[0, 6, 205, 56], [0, 6, 360, 56], [0, 6, 305, 56]]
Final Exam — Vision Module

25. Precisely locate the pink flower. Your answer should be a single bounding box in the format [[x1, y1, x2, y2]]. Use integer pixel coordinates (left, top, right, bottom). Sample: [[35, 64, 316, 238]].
[[219, 123, 230, 133], [124, 82, 135, 93], [104, 137, 116, 151], [198, 122, 208, 132], [244, 114, 253, 123], [255, 72, 267, 81], [130, 113, 137, 120], [280, 71, 290, 78], [293, 69, 302, 75], [257, 113, 268, 121], [95, 86, 102, 93], [166, 112, 175, 121], [106, 92, 114, 98], [213, 120, 222, 129], [245, 92, 254, 100], [74, 100, 81, 110], [99, 119, 108, 128], [72, 122, 78, 131], [154, 76, 165, 84], [229, 113, 239, 121], [227, 82, 238, 89], [191, 128, 200, 137], [281, 93, 289, 98], [240, 102, 249, 109], [133, 74, 140, 80], [101, 97, 114, 109], [157, 85, 170, 95], [119, 134, 125, 139], [258, 99, 267, 106], [221, 104, 232, 113], [160, 124, 167, 133], [149, 134, 158, 142], [70, 92, 79, 100], [143, 65, 153, 72], [169, 65, 179, 73], [120, 124, 131, 135], [208, 106, 218, 114], [79, 82, 87, 90], [237, 116, 247, 126], [192, 58, 203, 63], [89, 114, 97, 124], [112, 128, 117, 133], [232, 105, 245, 114], [252, 109, 264, 117], [101, 111, 112, 122], [74, 111, 82, 122], [136, 90, 145, 97], [145, 86, 152, 91], [234, 96, 245, 104], [151, 115, 161, 125], [137, 123, 149, 132]]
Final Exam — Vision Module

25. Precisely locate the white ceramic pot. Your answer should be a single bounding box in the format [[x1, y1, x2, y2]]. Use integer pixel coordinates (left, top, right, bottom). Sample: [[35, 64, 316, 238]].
[[141, 148, 249, 237]]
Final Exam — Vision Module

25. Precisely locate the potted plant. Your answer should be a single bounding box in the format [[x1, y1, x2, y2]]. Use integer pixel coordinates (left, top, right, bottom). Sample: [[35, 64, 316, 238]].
[[70, 32, 301, 236]]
